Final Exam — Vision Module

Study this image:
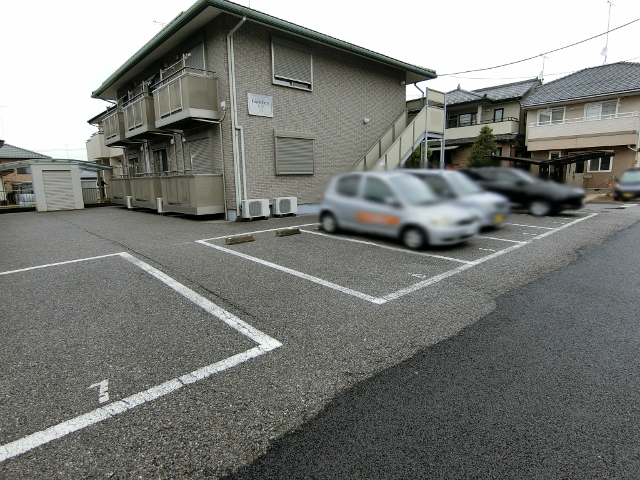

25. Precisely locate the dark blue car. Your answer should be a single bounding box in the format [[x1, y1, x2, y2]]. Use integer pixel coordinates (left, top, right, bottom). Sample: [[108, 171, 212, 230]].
[[613, 168, 640, 201]]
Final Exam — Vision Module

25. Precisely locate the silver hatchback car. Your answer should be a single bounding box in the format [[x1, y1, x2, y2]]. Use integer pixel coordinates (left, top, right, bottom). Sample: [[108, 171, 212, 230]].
[[319, 171, 481, 249]]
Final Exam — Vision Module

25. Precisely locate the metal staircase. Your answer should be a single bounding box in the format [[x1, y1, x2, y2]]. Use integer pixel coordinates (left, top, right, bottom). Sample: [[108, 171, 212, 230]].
[[354, 89, 446, 171]]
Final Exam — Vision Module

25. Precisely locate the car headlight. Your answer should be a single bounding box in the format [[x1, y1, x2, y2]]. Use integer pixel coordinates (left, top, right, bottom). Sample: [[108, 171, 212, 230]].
[[430, 215, 454, 227]]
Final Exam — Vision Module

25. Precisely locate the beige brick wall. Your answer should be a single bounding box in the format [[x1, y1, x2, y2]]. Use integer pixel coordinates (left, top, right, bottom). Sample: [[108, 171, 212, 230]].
[[204, 16, 407, 208]]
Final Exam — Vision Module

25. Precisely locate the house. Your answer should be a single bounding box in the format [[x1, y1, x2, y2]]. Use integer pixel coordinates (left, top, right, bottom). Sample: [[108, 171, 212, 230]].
[[522, 62, 640, 188], [89, 0, 444, 219], [419, 79, 539, 168], [0, 143, 51, 204]]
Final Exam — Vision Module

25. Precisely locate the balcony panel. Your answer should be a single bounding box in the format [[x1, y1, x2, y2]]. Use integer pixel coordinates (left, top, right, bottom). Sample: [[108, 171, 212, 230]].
[[124, 95, 162, 139], [103, 111, 129, 147], [528, 115, 640, 144], [153, 73, 220, 129], [160, 174, 224, 216], [109, 176, 131, 205], [446, 120, 519, 141], [130, 175, 162, 209]]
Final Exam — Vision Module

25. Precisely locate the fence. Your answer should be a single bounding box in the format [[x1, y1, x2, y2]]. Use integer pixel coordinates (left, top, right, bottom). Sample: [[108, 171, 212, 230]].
[[82, 187, 111, 205], [0, 187, 36, 207]]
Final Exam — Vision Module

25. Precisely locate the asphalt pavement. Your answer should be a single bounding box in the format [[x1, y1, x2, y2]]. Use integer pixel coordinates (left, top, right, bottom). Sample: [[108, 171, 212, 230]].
[[0, 201, 639, 479]]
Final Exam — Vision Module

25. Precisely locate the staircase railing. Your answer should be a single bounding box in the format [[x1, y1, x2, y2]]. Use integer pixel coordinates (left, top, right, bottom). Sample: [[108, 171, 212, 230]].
[[355, 90, 445, 171]]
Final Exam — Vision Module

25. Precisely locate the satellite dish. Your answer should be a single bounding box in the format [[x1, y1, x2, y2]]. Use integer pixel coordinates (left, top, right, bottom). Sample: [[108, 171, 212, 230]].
[[601, 47, 608, 56]]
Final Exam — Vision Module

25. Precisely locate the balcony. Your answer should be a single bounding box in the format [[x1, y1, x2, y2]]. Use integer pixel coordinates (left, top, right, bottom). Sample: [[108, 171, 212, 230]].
[[108, 176, 131, 205], [445, 117, 519, 141], [160, 173, 224, 215], [103, 109, 127, 147], [527, 112, 640, 150], [129, 174, 163, 210], [152, 59, 220, 129], [123, 84, 161, 139]]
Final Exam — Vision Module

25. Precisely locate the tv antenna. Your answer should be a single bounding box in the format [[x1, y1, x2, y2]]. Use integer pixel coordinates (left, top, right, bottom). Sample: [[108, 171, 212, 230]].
[[602, 1, 615, 63], [153, 19, 166, 28]]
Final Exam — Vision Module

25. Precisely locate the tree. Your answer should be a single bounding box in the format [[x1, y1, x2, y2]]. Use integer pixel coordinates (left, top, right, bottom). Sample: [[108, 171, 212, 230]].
[[404, 143, 432, 169], [467, 125, 499, 167]]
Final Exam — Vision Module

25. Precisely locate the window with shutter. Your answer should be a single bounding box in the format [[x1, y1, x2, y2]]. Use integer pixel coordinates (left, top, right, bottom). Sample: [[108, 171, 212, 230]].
[[272, 38, 313, 91], [274, 131, 315, 175], [188, 137, 211, 173]]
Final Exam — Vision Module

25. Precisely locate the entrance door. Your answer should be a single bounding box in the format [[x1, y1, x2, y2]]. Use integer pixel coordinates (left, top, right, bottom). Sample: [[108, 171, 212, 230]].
[[567, 161, 585, 188]]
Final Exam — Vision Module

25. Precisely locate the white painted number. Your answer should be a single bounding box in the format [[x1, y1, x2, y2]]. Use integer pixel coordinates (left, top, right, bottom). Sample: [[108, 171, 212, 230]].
[[88, 380, 109, 404]]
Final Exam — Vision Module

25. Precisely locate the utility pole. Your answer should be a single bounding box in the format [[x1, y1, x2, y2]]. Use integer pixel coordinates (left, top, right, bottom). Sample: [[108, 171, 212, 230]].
[[602, 1, 615, 64]]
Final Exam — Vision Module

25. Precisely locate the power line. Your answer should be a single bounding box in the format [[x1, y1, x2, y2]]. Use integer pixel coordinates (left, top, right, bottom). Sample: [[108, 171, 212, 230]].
[[439, 17, 640, 76]]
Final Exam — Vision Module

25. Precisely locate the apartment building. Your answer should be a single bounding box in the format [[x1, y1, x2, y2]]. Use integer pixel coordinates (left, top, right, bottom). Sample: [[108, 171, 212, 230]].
[[420, 79, 539, 168], [522, 62, 640, 188], [89, 0, 442, 219]]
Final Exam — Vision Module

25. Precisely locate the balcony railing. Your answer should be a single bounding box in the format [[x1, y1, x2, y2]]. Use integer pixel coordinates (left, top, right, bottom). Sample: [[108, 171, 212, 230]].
[[528, 112, 640, 146], [447, 117, 518, 129], [122, 83, 160, 138], [102, 108, 127, 146], [151, 59, 220, 128]]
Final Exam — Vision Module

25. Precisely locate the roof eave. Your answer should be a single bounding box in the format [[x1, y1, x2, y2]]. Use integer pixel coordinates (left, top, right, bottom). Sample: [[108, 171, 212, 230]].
[[523, 88, 640, 109], [92, 0, 436, 99]]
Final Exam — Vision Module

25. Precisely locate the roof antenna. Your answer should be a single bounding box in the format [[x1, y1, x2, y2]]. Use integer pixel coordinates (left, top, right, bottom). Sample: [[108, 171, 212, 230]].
[[153, 19, 166, 28], [602, 1, 615, 64], [538, 55, 547, 82]]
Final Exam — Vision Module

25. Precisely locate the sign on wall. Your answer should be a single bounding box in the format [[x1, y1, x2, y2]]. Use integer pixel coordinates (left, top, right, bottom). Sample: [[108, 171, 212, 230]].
[[247, 93, 273, 118]]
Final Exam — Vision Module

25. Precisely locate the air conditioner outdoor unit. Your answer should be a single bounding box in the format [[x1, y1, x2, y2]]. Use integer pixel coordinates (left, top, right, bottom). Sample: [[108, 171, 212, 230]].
[[273, 196, 297, 216], [241, 198, 270, 220]]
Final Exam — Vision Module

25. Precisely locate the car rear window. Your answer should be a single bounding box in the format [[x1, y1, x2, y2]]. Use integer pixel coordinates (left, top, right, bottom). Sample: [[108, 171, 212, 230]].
[[618, 170, 640, 184]]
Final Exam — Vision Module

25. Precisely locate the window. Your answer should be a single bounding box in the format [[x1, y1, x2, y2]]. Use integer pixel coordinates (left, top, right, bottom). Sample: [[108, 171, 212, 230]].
[[493, 108, 504, 122], [336, 175, 361, 197], [272, 38, 312, 91], [588, 157, 613, 172], [575, 161, 585, 174], [188, 137, 211, 173], [585, 100, 617, 120], [16, 166, 31, 174], [153, 149, 169, 173], [274, 130, 315, 175], [447, 114, 458, 128], [494, 147, 503, 157], [458, 113, 477, 127], [363, 178, 395, 203], [538, 107, 565, 125], [549, 151, 561, 160], [128, 156, 139, 175]]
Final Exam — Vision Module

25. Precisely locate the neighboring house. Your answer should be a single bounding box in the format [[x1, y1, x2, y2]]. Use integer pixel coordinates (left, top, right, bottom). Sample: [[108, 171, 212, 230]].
[[85, 130, 124, 183], [0, 143, 51, 195], [522, 62, 640, 188], [420, 79, 539, 168], [89, 0, 442, 219]]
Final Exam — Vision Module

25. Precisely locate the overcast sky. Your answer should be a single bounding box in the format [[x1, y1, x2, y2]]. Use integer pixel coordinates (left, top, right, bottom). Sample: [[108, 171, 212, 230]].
[[1, 0, 639, 161]]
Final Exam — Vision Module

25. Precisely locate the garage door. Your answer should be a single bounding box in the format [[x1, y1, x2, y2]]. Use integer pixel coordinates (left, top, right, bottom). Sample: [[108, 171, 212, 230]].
[[42, 170, 76, 211]]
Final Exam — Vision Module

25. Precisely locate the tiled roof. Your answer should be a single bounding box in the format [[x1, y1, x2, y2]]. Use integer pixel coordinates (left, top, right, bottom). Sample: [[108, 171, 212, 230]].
[[447, 79, 540, 106], [522, 62, 640, 107], [0, 144, 51, 160]]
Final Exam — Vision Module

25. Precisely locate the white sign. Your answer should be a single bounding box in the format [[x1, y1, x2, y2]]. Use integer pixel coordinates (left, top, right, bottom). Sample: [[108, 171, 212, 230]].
[[247, 93, 273, 118]]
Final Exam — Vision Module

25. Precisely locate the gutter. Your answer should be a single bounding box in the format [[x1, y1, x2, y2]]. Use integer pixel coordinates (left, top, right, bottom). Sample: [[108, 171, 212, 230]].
[[522, 89, 640, 109]]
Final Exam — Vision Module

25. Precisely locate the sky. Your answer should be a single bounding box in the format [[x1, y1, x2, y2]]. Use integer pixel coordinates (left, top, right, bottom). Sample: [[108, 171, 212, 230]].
[[1, 0, 639, 161]]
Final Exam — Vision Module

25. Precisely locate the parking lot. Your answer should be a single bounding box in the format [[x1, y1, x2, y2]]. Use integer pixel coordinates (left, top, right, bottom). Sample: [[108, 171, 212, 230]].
[[0, 202, 638, 478]]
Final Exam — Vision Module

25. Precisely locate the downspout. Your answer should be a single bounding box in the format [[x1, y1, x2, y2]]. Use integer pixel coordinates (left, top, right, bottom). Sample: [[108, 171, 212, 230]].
[[227, 16, 247, 218], [441, 92, 447, 170], [414, 83, 426, 169]]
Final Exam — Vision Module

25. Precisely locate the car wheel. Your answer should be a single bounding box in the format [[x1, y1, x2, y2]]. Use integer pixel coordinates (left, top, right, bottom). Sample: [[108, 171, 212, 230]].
[[529, 200, 552, 216], [320, 212, 339, 233], [402, 227, 426, 250]]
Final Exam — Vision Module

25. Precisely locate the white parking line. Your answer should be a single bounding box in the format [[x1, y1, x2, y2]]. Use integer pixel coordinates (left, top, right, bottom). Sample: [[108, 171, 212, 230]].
[[0, 253, 281, 464], [504, 223, 554, 230], [302, 229, 471, 264], [0, 253, 125, 276], [196, 240, 385, 304], [195, 213, 598, 305], [477, 236, 526, 244]]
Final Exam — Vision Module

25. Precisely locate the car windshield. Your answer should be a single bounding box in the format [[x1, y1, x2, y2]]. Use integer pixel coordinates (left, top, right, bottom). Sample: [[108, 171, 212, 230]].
[[618, 170, 640, 184], [445, 172, 484, 195], [507, 169, 538, 184], [388, 175, 438, 205]]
